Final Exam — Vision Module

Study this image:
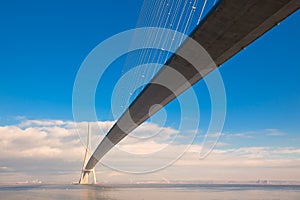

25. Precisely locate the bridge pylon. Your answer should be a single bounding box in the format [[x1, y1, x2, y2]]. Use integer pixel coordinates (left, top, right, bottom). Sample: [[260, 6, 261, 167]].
[[79, 123, 97, 184]]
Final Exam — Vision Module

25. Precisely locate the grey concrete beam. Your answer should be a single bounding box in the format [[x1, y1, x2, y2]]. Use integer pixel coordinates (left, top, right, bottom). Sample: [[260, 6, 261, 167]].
[[85, 0, 299, 170]]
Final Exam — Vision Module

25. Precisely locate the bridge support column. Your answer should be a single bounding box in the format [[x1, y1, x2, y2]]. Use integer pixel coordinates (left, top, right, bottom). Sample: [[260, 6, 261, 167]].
[[78, 123, 97, 184], [79, 168, 97, 184]]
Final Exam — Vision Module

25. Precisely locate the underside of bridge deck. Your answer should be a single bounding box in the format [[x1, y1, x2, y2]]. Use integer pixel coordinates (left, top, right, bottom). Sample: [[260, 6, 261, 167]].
[[84, 0, 299, 171]]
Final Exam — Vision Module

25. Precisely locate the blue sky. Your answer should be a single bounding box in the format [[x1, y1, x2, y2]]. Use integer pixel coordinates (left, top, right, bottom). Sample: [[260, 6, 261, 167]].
[[0, 0, 300, 183], [0, 1, 299, 130], [0, 0, 143, 121]]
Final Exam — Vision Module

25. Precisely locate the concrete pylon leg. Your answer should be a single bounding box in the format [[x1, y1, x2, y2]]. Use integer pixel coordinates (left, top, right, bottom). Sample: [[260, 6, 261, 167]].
[[79, 123, 97, 184], [79, 171, 89, 184], [92, 168, 97, 184], [79, 169, 97, 184]]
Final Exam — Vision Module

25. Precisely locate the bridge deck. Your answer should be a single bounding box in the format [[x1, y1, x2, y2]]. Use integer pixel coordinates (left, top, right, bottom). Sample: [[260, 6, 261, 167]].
[[85, 0, 299, 170]]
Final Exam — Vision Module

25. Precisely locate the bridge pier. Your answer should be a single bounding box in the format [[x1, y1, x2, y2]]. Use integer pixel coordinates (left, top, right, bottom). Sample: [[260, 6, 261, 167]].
[[79, 168, 97, 184], [78, 123, 97, 184]]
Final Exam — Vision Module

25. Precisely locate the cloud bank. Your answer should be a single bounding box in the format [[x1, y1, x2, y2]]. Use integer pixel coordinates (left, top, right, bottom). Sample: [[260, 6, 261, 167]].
[[0, 119, 300, 183]]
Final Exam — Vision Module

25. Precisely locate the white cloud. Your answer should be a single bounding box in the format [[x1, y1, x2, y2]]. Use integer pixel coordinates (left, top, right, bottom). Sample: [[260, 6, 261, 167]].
[[0, 119, 300, 183], [223, 129, 287, 139], [0, 166, 12, 172], [223, 132, 256, 138], [265, 129, 286, 136], [19, 119, 65, 128]]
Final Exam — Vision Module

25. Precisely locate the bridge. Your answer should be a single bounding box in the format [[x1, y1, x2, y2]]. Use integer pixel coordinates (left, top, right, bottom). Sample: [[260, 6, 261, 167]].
[[79, 0, 299, 184]]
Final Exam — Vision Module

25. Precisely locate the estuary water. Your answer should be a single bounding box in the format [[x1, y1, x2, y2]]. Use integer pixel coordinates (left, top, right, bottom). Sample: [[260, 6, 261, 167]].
[[1, 183, 300, 200]]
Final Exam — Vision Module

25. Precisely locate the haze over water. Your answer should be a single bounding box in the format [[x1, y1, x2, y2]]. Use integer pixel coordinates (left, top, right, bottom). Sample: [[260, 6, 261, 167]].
[[1, 184, 300, 200]]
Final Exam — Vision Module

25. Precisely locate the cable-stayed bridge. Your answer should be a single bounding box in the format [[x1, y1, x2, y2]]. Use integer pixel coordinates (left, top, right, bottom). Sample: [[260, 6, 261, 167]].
[[79, 0, 299, 184]]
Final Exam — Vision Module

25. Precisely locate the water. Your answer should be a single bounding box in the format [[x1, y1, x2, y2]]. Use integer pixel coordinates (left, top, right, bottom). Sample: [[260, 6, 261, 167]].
[[1, 184, 300, 200]]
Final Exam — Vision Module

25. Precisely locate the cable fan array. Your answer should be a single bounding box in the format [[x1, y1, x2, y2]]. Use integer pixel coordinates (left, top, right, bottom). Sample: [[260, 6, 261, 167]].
[[117, 0, 219, 115]]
